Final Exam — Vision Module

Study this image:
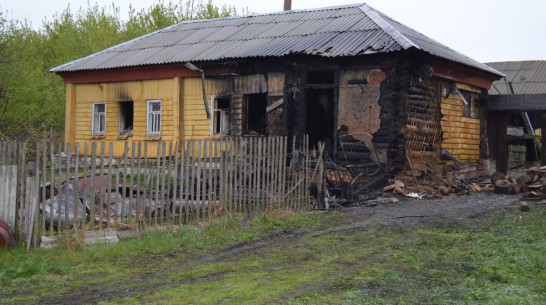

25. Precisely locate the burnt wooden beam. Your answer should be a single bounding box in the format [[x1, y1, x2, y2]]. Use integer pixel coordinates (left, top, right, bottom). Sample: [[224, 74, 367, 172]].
[[487, 94, 546, 111], [495, 111, 508, 174], [542, 113, 546, 166], [304, 84, 335, 90]]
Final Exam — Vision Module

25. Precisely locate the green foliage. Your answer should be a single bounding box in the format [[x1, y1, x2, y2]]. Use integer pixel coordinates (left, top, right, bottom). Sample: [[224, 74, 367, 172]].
[[0, 0, 236, 141]]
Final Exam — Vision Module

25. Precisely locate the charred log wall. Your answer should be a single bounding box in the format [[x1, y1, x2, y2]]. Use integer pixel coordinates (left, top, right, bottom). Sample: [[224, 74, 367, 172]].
[[396, 68, 443, 175]]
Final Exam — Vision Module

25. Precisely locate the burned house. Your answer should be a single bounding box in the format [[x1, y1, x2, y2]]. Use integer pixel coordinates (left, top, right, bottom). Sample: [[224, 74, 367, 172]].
[[51, 3, 503, 180]]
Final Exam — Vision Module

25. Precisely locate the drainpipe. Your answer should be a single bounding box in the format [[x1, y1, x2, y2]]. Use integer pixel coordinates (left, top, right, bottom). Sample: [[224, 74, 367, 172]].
[[284, 0, 291, 11], [185, 62, 211, 119]]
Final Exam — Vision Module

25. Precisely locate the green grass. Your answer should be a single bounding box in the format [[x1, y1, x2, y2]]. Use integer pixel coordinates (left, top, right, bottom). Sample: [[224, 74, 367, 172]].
[[1, 207, 544, 304]]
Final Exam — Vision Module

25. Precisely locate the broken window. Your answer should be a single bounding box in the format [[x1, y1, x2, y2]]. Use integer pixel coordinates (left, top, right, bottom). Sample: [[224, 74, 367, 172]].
[[245, 93, 267, 135], [92, 102, 106, 136], [118, 101, 134, 136], [211, 97, 230, 135], [147, 100, 161, 136]]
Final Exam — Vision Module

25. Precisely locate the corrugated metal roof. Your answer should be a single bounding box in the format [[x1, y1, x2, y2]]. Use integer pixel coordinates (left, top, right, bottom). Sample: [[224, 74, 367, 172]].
[[50, 3, 503, 77], [487, 61, 546, 95]]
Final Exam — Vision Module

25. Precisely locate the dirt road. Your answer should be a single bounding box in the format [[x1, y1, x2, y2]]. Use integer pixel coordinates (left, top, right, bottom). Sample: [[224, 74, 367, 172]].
[[18, 191, 527, 304]]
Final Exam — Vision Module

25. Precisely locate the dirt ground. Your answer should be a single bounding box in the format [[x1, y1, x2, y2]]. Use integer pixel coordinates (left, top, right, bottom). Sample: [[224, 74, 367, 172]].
[[23, 191, 526, 304], [348, 191, 518, 227]]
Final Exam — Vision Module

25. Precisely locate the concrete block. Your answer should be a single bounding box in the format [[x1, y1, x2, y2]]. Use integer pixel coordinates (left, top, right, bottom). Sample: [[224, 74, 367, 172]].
[[117, 227, 140, 240], [40, 235, 60, 249], [83, 228, 119, 245]]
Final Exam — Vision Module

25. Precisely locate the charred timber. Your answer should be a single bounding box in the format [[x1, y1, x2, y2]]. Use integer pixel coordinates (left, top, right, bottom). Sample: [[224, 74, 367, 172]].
[[407, 94, 433, 101], [338, 151, 372, 160]]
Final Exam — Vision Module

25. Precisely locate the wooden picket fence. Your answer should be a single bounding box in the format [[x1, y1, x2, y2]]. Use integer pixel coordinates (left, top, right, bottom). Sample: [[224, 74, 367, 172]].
[[0, 136, 322, 248]]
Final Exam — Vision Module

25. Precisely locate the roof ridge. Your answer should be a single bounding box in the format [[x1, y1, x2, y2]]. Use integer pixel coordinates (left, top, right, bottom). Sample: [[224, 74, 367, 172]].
[[359, 4, 418, 50], [486, 60, 546, 64], [173, 2, 366, 25]]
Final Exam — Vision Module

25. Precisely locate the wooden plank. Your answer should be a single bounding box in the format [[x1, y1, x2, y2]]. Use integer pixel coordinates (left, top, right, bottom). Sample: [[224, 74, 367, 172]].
[[90, 143, 97, 230], [440, 103, 462, 111], [121, 142, 129, 225], [80, 143, 87, 234], [442, 143, 480, 150], [540, 112, 546, 166], [440, 121, 480, 129], [488, 94, 546, 111], [107, 142, 113, 227], [441, 126, 480, 134], [443, 132, 480, 140], [165, 142, 173, 222], [99, 143, 105, 226], [496, 112, 508, 174], [184, 140, 190, 224], [161, 141, 168, 225], [207, 139, 213, 220], [440, 98, 463, 106], [456, 82, 482, 94], [40, 143, 47, 237], [441, 109, 462, 116], [64, 142, 71, 231], [442, 138, 481, 144], [266, 99, 284, 113], [196, 139, 203, 221]]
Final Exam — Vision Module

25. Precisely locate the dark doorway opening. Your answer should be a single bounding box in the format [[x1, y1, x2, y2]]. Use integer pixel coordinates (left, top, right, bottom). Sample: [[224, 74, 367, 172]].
[[245, 93, 267, 135], [119, 101, 134, 136], [306, 89, 334, 153]]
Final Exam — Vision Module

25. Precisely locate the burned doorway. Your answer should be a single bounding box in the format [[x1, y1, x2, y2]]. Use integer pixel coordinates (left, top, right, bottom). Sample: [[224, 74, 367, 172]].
[[306, 70, 335, 154], [245, 93, 267, 135]]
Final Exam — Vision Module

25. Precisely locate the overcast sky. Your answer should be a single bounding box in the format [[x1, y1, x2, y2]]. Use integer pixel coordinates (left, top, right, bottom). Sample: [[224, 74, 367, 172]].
[[1, 0, 544, 63]]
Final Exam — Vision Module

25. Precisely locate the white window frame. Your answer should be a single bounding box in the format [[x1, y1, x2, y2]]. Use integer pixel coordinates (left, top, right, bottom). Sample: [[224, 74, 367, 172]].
[[92, 102, 106, 136], [146, 99, 162, 136], [210, 95, 230, 136]]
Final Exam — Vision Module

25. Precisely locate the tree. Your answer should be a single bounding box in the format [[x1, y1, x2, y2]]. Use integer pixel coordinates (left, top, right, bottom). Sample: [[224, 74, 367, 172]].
[[0, 1, 237, 141]]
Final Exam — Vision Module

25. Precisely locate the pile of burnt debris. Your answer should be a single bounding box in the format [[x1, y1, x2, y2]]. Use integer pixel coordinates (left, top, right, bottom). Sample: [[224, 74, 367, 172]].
[[325, 163, 546, 210]]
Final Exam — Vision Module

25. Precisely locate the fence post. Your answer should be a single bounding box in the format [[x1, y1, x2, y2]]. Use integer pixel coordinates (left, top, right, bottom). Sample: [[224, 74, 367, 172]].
[[24, 160, 38, 250]]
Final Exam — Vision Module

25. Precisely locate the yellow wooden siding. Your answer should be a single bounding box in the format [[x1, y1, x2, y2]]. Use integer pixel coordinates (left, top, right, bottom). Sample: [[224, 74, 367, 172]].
[[64, 84, 76, 149], [181, 77, 230, 140], [70, 79, 179, 157], [441, 89, 481, 161]]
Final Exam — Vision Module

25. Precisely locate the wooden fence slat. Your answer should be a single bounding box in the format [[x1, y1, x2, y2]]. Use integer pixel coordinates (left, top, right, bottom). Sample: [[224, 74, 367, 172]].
[[178, 141, 184, 225], [40, 143, 46, 237], [74, 143, 80, 229], [122, 142, 129, 225], [160, 141, 167, 225], [99, 142, 105, 226], [64, 143, 70, 232], [128, 142, 135, 225], [154, 142, 161, 224], [107, 142, 113, 227], [196, 139, 202, 221], [144, 142, 150, 226], [90, 142, 97, 230], [165, 141, 173, 221], [184, 140, 190, 224], [16, 143, 26, 240], [207, 139, 213, 220], [81, 143, 87, 235]]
